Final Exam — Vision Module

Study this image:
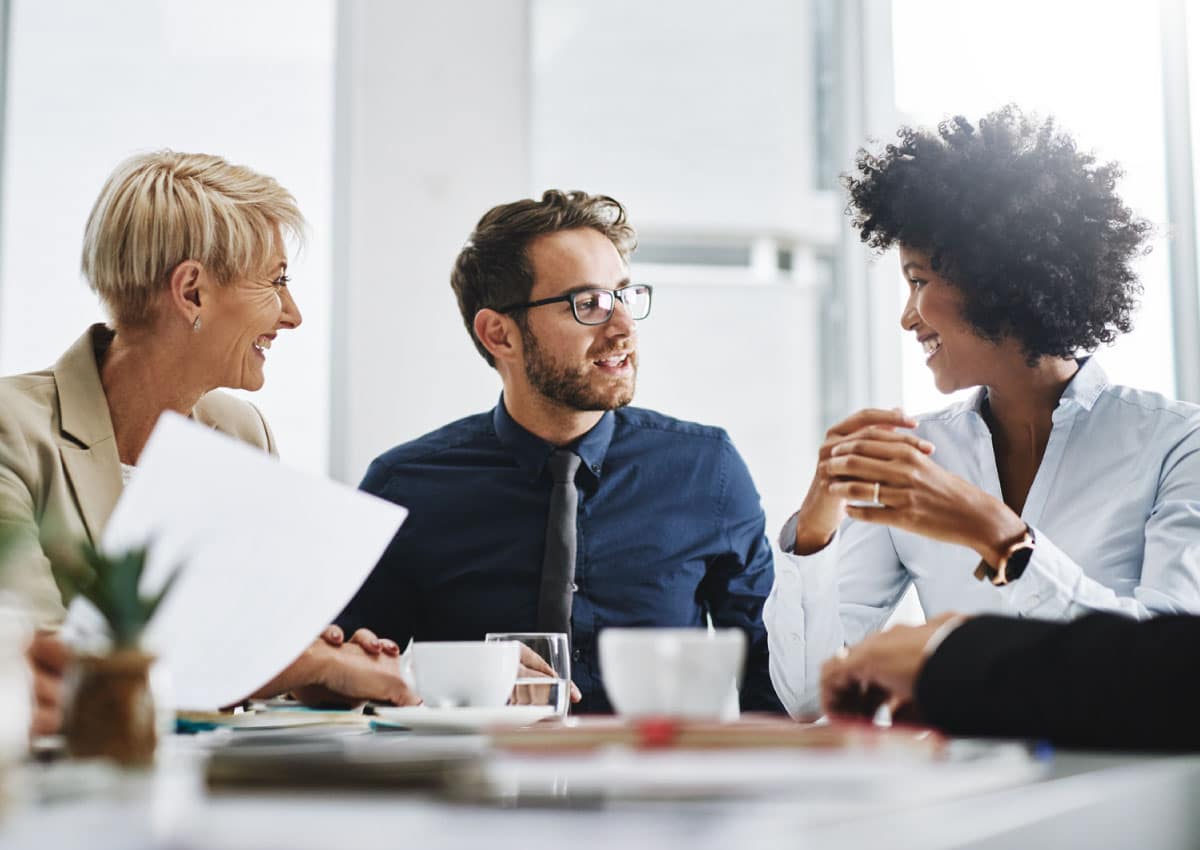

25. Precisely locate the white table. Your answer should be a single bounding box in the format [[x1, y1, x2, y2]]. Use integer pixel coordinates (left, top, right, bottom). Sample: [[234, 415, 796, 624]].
[[2, 735, 1198, 850]]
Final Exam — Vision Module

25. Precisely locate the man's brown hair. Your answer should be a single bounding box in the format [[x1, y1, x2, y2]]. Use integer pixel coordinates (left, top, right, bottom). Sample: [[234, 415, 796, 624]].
[[450, 190, 637, 366]]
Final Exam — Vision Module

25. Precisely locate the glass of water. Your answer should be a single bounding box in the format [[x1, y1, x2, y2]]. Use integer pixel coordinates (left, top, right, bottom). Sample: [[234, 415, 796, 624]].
[[484, 632, 571, 717]]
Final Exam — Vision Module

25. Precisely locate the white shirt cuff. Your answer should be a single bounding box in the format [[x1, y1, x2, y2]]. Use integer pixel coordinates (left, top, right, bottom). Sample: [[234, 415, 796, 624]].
[[997, 527, 1078, 617], [922, 615, 968, 657]]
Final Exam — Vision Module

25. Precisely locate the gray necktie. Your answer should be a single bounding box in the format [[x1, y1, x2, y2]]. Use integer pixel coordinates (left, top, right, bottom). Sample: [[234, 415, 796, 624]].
[[537, 450, 581, 637]]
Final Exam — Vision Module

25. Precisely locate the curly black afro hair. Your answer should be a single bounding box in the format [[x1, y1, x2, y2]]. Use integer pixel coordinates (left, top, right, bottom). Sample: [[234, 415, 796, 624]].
[[843, 104, 1152, 364]]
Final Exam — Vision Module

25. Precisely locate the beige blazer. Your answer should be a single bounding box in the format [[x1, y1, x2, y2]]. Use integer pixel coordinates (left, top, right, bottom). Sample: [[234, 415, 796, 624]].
[[0, 324, 276, 625]]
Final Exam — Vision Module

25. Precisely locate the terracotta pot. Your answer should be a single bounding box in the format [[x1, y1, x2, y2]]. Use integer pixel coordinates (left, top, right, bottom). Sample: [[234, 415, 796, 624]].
[[64, 650, 157, 766]]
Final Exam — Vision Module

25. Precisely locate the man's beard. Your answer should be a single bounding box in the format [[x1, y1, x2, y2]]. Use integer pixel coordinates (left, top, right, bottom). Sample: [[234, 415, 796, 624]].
[[521, 324, 636, 412]]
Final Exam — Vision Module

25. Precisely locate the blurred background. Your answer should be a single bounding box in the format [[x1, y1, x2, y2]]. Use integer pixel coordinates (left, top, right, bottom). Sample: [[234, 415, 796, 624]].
[[0, 0, 1194, 550]]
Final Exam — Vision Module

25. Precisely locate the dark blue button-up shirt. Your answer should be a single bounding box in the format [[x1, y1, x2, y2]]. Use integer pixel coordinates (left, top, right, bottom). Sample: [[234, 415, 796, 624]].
[[338, 398, 783, 714]]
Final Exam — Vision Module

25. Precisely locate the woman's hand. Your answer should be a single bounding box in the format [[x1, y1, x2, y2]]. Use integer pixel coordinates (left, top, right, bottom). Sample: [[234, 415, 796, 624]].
[[794, 408, 934, 554], [822, 427, 1026, 565]]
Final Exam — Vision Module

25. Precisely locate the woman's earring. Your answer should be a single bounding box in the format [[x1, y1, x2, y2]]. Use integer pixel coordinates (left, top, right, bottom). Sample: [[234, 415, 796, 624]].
[[192, 316, 202, 332]]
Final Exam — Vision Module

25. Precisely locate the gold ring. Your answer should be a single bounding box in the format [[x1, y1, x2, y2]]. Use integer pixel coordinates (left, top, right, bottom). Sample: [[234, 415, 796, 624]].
[[872, 481, 881, 504]]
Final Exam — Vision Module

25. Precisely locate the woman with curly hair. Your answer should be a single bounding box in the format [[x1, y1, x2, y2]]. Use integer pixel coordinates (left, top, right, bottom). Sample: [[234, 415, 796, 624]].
[[766, 105, 1200, 717]]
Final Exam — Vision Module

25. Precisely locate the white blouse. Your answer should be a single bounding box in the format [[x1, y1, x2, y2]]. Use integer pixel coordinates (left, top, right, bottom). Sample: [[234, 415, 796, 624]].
[[765, 358, 1200, 717]]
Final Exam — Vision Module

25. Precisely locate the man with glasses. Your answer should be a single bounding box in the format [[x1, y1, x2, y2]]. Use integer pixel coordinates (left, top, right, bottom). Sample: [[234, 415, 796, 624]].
[[337, 191, 783, 714]]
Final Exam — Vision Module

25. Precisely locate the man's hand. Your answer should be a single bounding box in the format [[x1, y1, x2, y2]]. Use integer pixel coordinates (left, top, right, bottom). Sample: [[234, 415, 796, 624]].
[[819, 614, 963, 722], [290, 639, 421, 708], [29, 631, 70, 737], [511, 643, 581, 705], [253, 633, 419, 708], [320, 624, 401, 657]]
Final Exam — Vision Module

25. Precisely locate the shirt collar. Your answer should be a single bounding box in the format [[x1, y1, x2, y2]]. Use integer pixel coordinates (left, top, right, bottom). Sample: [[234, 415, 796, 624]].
[[1057, 356, 1107, 411], [492, 395, 616, 482], [968, 355, 1108, 418]]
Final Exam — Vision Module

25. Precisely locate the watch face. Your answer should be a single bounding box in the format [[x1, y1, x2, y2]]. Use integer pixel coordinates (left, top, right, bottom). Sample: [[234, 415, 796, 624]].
[[1005, 544, 1035, 582]]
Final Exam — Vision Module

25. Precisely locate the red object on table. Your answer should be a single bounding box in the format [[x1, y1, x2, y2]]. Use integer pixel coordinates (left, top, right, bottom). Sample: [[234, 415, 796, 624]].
[[635, 717, 680, 748]]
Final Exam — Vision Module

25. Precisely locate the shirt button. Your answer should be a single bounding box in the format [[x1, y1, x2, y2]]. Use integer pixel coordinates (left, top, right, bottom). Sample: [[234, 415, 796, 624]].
[[1025, 594, 1041, 611], [572, 649, 581, 661], [591, 464, 600, 474]]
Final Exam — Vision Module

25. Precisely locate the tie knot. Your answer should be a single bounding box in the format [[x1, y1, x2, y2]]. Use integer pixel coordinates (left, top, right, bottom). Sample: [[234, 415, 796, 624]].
[[548, 450, 581, 484]]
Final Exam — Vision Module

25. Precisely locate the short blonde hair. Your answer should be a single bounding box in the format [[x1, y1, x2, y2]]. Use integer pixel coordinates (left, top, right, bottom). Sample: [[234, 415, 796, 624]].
[[81, 151, 305, 327]]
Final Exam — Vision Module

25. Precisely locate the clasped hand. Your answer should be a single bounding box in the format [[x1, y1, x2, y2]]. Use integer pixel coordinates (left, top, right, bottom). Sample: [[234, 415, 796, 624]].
[[280, 624, 419, 708], [796, 408, 1022, 562]]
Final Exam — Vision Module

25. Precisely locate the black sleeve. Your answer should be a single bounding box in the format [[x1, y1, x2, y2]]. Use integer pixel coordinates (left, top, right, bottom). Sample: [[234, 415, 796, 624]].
[[915, 613, 1200, 751]]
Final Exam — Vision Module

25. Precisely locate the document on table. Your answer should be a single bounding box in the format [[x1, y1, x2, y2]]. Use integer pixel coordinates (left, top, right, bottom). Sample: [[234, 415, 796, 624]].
[[93, 412, 407, 710]]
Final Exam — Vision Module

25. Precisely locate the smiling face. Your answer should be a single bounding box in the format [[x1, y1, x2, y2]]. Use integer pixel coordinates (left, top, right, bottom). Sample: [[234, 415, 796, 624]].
[[200, 230, 302, 392], [898, 245, 999, 395], [518, 227, 638, 411]]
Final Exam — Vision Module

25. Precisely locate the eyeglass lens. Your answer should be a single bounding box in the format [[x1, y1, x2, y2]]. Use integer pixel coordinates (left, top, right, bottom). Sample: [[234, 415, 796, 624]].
[[574, 286, 651, 324]]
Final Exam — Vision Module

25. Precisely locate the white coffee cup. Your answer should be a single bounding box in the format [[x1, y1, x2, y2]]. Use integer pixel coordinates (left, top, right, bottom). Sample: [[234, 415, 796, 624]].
[[410, 640, 520, 708], [598, 628, 746, 721]]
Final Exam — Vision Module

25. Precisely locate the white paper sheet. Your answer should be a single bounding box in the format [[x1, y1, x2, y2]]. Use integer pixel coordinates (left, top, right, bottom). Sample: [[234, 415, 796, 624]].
[[97, 412, 407, 710]]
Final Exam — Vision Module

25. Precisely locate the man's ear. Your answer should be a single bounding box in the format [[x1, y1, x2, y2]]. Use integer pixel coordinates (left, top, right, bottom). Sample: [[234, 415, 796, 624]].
[[473, 308, 521, 365], [167, 260, 206, 325]]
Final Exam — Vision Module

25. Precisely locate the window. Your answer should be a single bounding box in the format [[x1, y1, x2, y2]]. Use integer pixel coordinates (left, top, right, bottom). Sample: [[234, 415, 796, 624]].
[[890, 0, 1174, 416]]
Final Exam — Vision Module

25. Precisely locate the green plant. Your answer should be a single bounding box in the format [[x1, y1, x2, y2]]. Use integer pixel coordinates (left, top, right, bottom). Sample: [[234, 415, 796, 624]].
[[57, 542, 180, 650]]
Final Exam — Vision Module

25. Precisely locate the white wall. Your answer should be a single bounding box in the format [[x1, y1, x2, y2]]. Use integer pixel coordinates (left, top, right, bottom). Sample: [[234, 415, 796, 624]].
[[531, 0, 818, 236], [330, 0, 531, 483]]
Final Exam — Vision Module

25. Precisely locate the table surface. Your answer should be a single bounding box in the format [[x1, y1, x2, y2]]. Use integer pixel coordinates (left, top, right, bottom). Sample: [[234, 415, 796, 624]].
[[3, 725, 1199, 850]]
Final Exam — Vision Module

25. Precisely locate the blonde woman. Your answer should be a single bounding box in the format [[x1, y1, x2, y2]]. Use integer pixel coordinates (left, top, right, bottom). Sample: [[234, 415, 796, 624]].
[[0, 151, 415, 715]]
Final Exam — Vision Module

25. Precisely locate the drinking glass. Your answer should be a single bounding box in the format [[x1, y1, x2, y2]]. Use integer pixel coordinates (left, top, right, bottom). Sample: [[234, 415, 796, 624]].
[[484, 632, 571, 717]]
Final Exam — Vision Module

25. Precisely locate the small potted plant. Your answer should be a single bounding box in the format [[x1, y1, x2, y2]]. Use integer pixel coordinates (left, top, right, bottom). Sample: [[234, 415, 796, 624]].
[[58, 542, 177, 766]]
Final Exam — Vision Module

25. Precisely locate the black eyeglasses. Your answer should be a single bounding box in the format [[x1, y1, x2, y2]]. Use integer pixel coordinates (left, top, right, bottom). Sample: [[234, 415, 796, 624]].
[[497, 284, 653, 326]]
